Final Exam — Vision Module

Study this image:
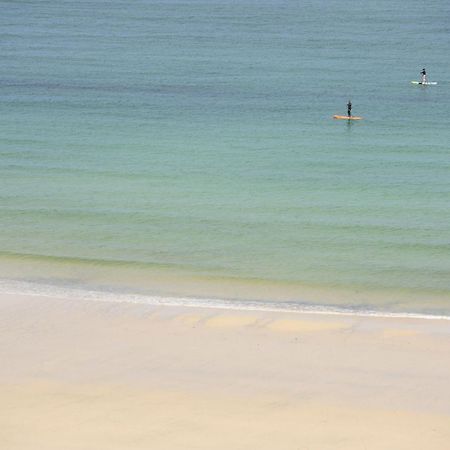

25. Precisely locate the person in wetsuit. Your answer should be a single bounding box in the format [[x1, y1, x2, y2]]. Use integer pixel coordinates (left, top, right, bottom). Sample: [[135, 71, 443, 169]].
[[421, 68, 427, 83], [347, 100, 352, 117]]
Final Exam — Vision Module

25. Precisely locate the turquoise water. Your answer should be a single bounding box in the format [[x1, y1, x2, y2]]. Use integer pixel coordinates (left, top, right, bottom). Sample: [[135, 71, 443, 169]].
[[1, 0, 450, 315]]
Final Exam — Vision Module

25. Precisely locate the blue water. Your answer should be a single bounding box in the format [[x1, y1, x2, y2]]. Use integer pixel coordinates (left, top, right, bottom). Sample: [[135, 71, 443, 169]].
[[1, 0, 450, 315]]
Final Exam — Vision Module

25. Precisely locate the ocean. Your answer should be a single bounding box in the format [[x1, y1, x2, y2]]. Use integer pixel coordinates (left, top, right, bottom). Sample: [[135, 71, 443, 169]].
[[1, 0, 449, 317]]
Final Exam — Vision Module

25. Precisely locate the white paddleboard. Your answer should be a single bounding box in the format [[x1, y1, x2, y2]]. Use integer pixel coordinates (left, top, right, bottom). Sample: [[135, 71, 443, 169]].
[[411, 81, 437, 85]]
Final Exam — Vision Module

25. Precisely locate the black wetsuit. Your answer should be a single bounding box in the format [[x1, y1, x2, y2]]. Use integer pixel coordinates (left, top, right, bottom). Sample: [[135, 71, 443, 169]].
[[347, 102, 352, 117]]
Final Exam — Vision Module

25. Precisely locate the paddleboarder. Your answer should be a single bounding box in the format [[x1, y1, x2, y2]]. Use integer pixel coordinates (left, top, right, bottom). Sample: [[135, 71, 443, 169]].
[[421, 68, 427, 83], [347, 100, 352, 117]]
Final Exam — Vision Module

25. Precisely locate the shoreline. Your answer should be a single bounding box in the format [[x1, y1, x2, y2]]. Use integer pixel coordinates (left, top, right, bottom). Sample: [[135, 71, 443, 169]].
[[1, 277, 450, 322], [2, 252, 450, 319]]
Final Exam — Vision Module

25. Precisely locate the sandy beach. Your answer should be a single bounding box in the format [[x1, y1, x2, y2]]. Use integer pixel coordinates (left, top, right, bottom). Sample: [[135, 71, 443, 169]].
[[1, 292, 449, 449]]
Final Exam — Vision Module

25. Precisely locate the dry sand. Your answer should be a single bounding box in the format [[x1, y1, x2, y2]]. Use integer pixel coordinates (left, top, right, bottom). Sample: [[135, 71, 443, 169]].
[[1, 293, 449, 449]]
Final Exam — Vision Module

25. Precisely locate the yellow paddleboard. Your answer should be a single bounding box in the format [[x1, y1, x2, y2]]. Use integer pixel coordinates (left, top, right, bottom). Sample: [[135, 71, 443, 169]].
[[333, 115, 362, 120]]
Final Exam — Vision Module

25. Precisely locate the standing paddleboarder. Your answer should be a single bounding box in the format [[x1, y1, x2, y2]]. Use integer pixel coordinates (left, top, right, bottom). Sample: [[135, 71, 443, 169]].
[[347, 100, 352, 117], [421, 68, 427, 84]]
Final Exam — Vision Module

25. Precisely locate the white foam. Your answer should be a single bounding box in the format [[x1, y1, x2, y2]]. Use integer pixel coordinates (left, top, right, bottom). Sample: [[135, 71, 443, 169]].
[[0, 278, 449, 321]]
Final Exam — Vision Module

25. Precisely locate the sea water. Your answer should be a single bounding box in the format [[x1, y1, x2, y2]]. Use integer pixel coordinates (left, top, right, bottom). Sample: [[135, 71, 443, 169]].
[[1, 0, 449, 316]]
